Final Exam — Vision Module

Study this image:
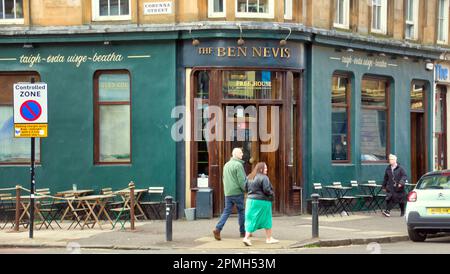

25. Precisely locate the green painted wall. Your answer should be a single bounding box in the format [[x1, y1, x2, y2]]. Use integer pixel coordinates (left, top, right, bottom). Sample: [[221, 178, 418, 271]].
[[0, 40, 177, 198], [305, 45, 434, 197]]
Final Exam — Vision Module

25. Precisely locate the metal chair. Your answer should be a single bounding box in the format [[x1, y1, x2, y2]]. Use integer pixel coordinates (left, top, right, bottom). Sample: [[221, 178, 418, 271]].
[[313, 183, 338, 217], [350, 181, 374, 213], [332, 182, 356, 215], [140, 187, 165, 219]]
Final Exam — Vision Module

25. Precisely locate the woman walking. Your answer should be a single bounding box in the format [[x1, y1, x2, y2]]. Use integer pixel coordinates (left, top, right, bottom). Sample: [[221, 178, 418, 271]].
[[242, 162, 279, 246]]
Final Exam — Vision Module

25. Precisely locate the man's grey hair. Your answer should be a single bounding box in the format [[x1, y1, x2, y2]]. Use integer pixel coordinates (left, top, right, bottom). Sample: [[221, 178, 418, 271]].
[[232, 148, 243, 158], [389, 154, 397, 161]]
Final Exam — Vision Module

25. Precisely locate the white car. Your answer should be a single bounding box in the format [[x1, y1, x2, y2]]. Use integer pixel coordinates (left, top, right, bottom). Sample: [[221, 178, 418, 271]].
[[405, 170, 450, 242]]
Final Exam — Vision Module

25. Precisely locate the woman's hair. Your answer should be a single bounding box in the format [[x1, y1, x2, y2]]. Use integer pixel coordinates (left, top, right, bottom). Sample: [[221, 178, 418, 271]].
[[247, 162, 266, 180]]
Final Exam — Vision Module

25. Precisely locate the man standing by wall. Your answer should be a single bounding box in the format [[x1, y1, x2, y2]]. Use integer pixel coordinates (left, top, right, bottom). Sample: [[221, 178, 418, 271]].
[[213, 148, 247, 240]]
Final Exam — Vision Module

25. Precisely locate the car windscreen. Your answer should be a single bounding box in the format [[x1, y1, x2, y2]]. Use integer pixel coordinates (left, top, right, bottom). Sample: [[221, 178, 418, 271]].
[[417, 175, 450, 190]]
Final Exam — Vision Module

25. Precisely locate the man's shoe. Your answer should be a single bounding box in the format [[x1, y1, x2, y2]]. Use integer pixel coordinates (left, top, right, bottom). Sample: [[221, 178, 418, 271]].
[[213, 229, 221, 241], [382, 210, 391, 217]]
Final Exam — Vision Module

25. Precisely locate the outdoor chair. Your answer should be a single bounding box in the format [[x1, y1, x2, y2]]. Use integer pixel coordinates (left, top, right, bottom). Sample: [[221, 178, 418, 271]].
[[63, 193, 92, 230], [350, 181, 374, 213], [369, 180, 387, 212], [332, 182, 356, 215], [0, 194, 16, 230], [140, 187, 165, 219], [313, 183, 338, 217]]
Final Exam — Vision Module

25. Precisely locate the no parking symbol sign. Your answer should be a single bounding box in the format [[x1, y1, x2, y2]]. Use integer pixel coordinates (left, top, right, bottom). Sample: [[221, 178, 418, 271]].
[[13, 83, 48, 138]]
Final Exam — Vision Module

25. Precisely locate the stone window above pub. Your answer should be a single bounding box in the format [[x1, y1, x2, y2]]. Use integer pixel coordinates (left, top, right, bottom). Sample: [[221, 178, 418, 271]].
[[235, 0, 274, 19], [92, 0, 131, 21], [0, 0, 24, 24], [208, 0, 226, 18]]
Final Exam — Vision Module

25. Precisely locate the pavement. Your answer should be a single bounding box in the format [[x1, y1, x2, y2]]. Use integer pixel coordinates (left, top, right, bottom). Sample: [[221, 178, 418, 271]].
[[0, 210, 412, 252]]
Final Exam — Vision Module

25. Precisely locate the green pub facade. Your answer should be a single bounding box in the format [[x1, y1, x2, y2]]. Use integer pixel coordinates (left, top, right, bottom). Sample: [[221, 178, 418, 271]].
[[0, 29, 442, 217]]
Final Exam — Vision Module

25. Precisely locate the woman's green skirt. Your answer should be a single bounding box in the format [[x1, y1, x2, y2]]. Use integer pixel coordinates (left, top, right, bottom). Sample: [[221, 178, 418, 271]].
[[245, 198, 273, 233]]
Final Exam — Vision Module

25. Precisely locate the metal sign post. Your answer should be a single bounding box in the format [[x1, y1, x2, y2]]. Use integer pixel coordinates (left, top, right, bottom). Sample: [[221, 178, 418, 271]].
[[13, 78, 48, 239]]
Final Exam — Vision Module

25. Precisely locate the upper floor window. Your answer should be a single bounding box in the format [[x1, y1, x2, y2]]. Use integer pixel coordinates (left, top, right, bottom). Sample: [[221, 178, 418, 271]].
[[208, 0, 226, 18], [92, 0, 131, 21], [0, 0, 24, 24], [284, 0, 292, 20], [438, 0, 449, 44], [405, 0, 419, 40], [371, 0, 387, 34], [236, 0, 274, 19], [334, 0, 350, 29]]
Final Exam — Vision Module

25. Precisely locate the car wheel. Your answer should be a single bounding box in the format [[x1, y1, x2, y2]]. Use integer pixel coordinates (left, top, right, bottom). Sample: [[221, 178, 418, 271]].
[[408, 227, 427, 242]]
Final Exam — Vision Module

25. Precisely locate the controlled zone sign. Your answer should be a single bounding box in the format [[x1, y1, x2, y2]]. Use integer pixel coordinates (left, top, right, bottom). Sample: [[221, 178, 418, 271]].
[[13, 83, 48, 138]]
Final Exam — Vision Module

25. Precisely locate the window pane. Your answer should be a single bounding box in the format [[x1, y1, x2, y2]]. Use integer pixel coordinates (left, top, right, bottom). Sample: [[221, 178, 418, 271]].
[[332, 108, 348, 161], [196, 71, 209, 99], [222, 71, 281, 100], [361, 109, 387, 161], [99, 73, 130, 102], [99, 105, 130, 162], [15, 0, 23, 18], [237, 0, 247, 12], [411, 83, 425, 110], [99, 0, 109, 16], [0, 106, 40, 163], [4, 0, 14, 19], [214, 0, 223, 12], [332, 75, 348, 105], [120, 0, 129, 15], [362, 78, 387, 107], [110, 0, 119, 15]]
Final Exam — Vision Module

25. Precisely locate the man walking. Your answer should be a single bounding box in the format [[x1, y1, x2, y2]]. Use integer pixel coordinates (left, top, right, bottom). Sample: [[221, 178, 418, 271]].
[[213, 148, 247, 240], [382, 154, 408, 217]]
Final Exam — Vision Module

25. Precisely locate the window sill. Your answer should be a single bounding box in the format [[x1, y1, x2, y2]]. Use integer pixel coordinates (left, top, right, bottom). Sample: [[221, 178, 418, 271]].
[[208, 13, 226, 18], [332, 163, 354, 167], [333, 24, 350, 30], [361, 162, 388, 166], [92, 15, 132, 22], [235, 12, 274, 19], [0, 19, 25, 25]]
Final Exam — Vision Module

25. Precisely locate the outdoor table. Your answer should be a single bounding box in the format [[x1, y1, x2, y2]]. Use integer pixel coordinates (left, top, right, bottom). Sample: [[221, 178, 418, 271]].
[[114, 189, 148, 220], [359, 183, 384, 212], [76, 194, 115, 230], [57, 189, 94, 221], [323, 186, 353, 214]]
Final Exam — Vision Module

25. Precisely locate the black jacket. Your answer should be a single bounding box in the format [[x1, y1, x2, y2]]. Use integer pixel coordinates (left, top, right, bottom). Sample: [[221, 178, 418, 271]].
[[245, 174, 274, 202], [382, 164, 408, 203]]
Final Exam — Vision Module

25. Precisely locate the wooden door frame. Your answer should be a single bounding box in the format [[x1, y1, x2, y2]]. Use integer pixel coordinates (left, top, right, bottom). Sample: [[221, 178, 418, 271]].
[[189, 67, 303, 215]]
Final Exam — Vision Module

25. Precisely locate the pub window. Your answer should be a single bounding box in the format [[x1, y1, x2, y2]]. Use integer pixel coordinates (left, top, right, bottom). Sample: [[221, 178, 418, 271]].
[[193, 71, 211, 180], [410, 82, 425, 111], [334, 0, 350, 29], [405, 0, 419, 40], [208, 0, 226, 18], [92, 0, 131, 21], [94, 71, 131, 164], [0, 72, 40, 164], [332, 74, 351, 163], [284, 0, 292, 20], [371, 0, 387, 34], [360, 77, 390, 162], [0, 0, 24, 24], [236, 0, 274, 19], [222, 70, 282, 100], [437, 0, 449, 44]]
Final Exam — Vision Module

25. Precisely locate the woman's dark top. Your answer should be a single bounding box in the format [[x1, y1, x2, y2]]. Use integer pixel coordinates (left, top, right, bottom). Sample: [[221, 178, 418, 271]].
[[245, 174, 274, 202]]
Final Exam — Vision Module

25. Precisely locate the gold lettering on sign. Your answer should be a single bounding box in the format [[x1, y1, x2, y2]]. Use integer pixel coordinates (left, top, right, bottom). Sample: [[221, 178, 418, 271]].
[[253, 47, 262, 57], [217, 47, 226, 57], [199, 46, 291, 59]]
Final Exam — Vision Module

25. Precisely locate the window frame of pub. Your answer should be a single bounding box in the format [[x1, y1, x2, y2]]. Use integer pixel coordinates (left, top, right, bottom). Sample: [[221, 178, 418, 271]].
[[437, 0, 449, 44], [435, 85, 447, 170], [94, 70, 132, 165], [0, 71, 41, 165], [360, 75, 391, 164], [208, 0, 226, 18], [371, 0, 388, 35], [333, 0, 350, 30], [91, 0, 132, 21], [331, 72, 352, 164], [0, 0, 24, 25], [235, 0, 274, 19], [405, 0, 419, 41]]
